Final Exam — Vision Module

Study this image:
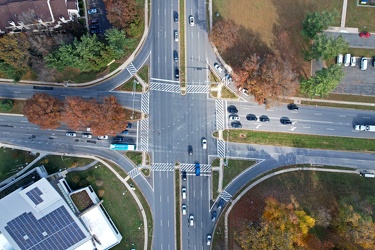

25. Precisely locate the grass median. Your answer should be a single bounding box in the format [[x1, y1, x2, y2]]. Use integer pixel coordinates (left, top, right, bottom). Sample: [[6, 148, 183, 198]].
[[222, 130, 375, 152]]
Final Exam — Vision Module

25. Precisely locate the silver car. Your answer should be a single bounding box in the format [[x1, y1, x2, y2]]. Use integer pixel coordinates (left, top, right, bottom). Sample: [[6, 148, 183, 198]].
[[174, 30, 178, 42]]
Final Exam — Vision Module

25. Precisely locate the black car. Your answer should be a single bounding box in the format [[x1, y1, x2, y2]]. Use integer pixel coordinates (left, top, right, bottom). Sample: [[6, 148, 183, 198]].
[[175, 68, 179, 79], [211, 211, 217, 222], [113, 136, 124, 142], [227, 105, 238, 113], [373, 56, 375, 67], [231, 122, 242, 128], [287, 103, 299, 110], [173, 50, 178, 62], [90, 30, 101, 34], [89, 25, 99, 30], [126, 123, 132, 129], [89, 18, 98, 24], [174, 11, 179, 22], [259, 116, 270, 122], [188, 145, 193, 156], [246, 114, 258, 121], [182, 171, 187, 181], [217, 199, 225, 210], [281, 119, 292, 125]]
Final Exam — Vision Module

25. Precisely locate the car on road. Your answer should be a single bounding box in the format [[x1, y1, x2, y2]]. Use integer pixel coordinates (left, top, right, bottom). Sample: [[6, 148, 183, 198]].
[[202, 138, 207, 149], [259, 116, 270, 122], [361, 57, 368, 71], [82, 133, 92, 138], [182, 204, 186, 215], [173, 50, 178, 62], [66, 132, 76, 137], [211, 211, 217, 222], [113, 136, 124, 142], [126, 123, 132, 129], [89, 18, 98, 24], [214, 62, 223, 73], [344, 54, 351, 67], [227, 105, 238, 113], [189, 15, 194, 26], [121, 129, 129, 135], [97, 135, 108, 140], [182, 171, 187, 181], [280, 118, 292, 125], [217, 198, 224, 210], [88, 8, 97, 15], [182, 187, 187, 199], [174, 30, 178, 42], [188, 145, 193, 156], [174, 11, 178, 22], [175, 67, 179, 79], [351, 56, 356, 67], [359, 31, 371, 38], [189, 215, 194, 226], [89, 25, 99, 30], [231, 122, 242, 128], [373, 57, 375, 67], [337, 54, 343, 65], [287, 103, 299, 110], [229, 114, 240, 121], [195, 163, 200, 176], [246, 114, 257, 121], [207, 234, 212, 245]]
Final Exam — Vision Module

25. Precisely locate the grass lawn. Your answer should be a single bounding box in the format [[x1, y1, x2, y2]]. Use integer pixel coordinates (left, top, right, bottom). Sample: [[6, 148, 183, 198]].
[[138, 66, 149, 82], [223, 130, 375, 152], [56, 68, 98, 83], [0, 99, 26, 114], [299, 92, 375, 103], [226, 170, 375, 249], [347, 48, 375, 57], [221, 86, 238, 99], [302, 100, 375, 111], [109, 62, 121, 73], [179, 0, 186, 88], [98, 158, 128, 178], [211, 158, 220, 167], [212, 171, 220, 200], [223, 159, 256, 188], [125, 151, 142, 166], [0, 147, 38, 182], [35, 155, 95, 175], [346, 1, 375, 32], [66, 165, 144, 250], [119, 77, 143, 92]]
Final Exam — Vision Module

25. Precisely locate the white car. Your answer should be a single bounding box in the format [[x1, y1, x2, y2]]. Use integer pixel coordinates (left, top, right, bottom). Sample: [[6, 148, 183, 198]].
[[82, 133, 92, 138], [189, 15, 194, 26], [361, 57, 368, 70], [350, 56, 356, 67], [182, 204, 187, 215], [239, 87, 249, 96], [66, 132, 76, 137], [344, 54, 351, 67], [189, 215, 194, 226], [86, 127, 91, 132], [97, 135, 109, 140], [214, 62, 223, 72], [207, 234, 212, 246], [174, 30, 178, 42], [229, 115, 240, 121], [182, 187, 186, 199], [337, 54, 343, 65], [202, 138, 207, 149]]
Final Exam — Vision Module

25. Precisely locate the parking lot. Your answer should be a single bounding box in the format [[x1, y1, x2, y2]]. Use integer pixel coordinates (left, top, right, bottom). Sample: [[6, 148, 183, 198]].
[[86, 0, 112, 34], [335, 56, 375, 96]]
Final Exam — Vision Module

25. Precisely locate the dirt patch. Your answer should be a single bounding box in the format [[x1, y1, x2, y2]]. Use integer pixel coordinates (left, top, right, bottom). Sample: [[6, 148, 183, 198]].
[[239, 133, 246, 138], [70, 190, 94, 212]]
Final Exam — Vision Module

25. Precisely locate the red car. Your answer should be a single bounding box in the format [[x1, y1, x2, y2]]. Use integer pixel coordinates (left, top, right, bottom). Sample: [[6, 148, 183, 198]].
[[359, 32, 371, 38]]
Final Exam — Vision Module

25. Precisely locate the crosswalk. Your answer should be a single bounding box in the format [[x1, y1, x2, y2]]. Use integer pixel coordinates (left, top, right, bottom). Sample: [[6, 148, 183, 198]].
[[141, 92, 149, 115], [217, 139, 225, 158], [127, 63, 137, 75], [151, 163, 175, 171], [186, 85, 210, 93], [139, 119, 149, 152], [180, 163, 211, 173], [149, 82, 180, 93], [128, 168, 141, 179], [219, 190, 232, 202], [215, 100, 225, 131]]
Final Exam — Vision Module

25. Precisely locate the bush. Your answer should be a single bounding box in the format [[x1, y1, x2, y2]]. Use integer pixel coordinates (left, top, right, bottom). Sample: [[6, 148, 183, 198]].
[[0, 99, 14, 111]]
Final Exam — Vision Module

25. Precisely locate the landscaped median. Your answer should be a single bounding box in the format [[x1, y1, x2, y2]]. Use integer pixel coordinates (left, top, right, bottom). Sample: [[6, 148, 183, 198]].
[[216, 130, 375, 152]]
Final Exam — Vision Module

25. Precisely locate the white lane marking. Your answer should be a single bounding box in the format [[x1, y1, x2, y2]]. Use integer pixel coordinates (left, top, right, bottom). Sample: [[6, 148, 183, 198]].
[[327, 128, 335, 130], [363, 117, 370, 119], [160, 195, 161, 202], [21, 121, 28, 123], [2, 132, 9, 134], [256, 125, 261, 129], [315, 113, 322, 115], [160, 220, 162, 227], [339, 115, 346, 117], [303, 126, 311, 129], [201, 190, 203, 197], [14, 91, 21, 94], [167, 196, 169, 203]]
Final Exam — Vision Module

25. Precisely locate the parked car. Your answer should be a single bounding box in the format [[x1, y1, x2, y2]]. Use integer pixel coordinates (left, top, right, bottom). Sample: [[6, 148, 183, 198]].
[[359, 31, 371, 38], [188, 145, 193, 156], [246, 114, 257, 121], [202, 138, 207, 149], [82, 133, 92, 138], [182, 204, 187, 215], [287, 103, 299, 110], [66, 132, 76, 137], [126, 123, 132, 129], [373, 56, 375, 67], [88, 8, 97, 15], [351, 56, 356, 67], [207, 235, 212, 246], [227, 105, 238, 113], [89, 18, 98, 24], [224, 73, 232, 82], [231, 122, 242, 128], [113, 136, 124, 142], [214, 62, 223, 72], [217, 198, 224, 210], [90, 30, 102, 34], [361, 57, 368, 71], [211, 211, 217, 222], [229, 114, 240, 121], [259, 116, 270, 122], [121, 130, 129, 135], [89, 25, 99, 30], [239, 87, 249, 96], [344, 54, 351, 67], [174, 30, 178, 42], [195, 163, 200, 176], [337, 54, 343, 65], [97, 135, 109, 140], [189, 15, 194, 26]]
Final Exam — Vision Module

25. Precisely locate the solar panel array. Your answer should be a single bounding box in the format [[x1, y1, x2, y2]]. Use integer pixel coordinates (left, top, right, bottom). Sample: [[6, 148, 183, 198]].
[[26, 187, 43, 205], [5, 206, 87, 250]]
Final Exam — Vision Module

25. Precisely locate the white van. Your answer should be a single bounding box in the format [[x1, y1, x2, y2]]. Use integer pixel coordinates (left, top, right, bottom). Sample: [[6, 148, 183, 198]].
[[337, 54, 343, 65], [361, 57, 368, 70], [344, 54, 351, 67]]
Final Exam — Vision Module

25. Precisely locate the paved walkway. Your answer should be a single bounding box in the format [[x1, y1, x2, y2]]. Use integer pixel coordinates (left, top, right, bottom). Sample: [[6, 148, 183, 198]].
[[341, 0, 349, 28]]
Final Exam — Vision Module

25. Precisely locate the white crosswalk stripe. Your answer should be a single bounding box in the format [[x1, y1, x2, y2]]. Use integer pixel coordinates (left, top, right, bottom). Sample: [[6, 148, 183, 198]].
[[129, 168, 140, 179], [149, 82, 180, 93], [215, 100, 225, 131], [217, 139, 225, 158], [141, 92, 149, 115], [186, 85, 210, 93], [220, 190, 232, 202], [180, 163, 211, 173], [126, 63, 137, 75], [140, 118, 149, 152], [151, 163, 175, 171]]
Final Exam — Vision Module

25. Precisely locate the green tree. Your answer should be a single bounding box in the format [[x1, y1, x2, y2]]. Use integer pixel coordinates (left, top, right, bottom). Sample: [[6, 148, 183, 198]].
[[308, 34, 349, 60], [301, 10, 337, 39], [0, 99, 14, 112], [105, 28, 131, 59], [301, 64, 344, 98]]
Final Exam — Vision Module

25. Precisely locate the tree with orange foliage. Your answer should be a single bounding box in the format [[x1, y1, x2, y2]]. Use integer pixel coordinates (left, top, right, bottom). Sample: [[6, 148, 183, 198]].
[[209, 20, 239, 53], [235, 197, 316, 249], [103, 0, 139, 30], [235, 53, 299, 106], [23, 93, 63, 129]]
